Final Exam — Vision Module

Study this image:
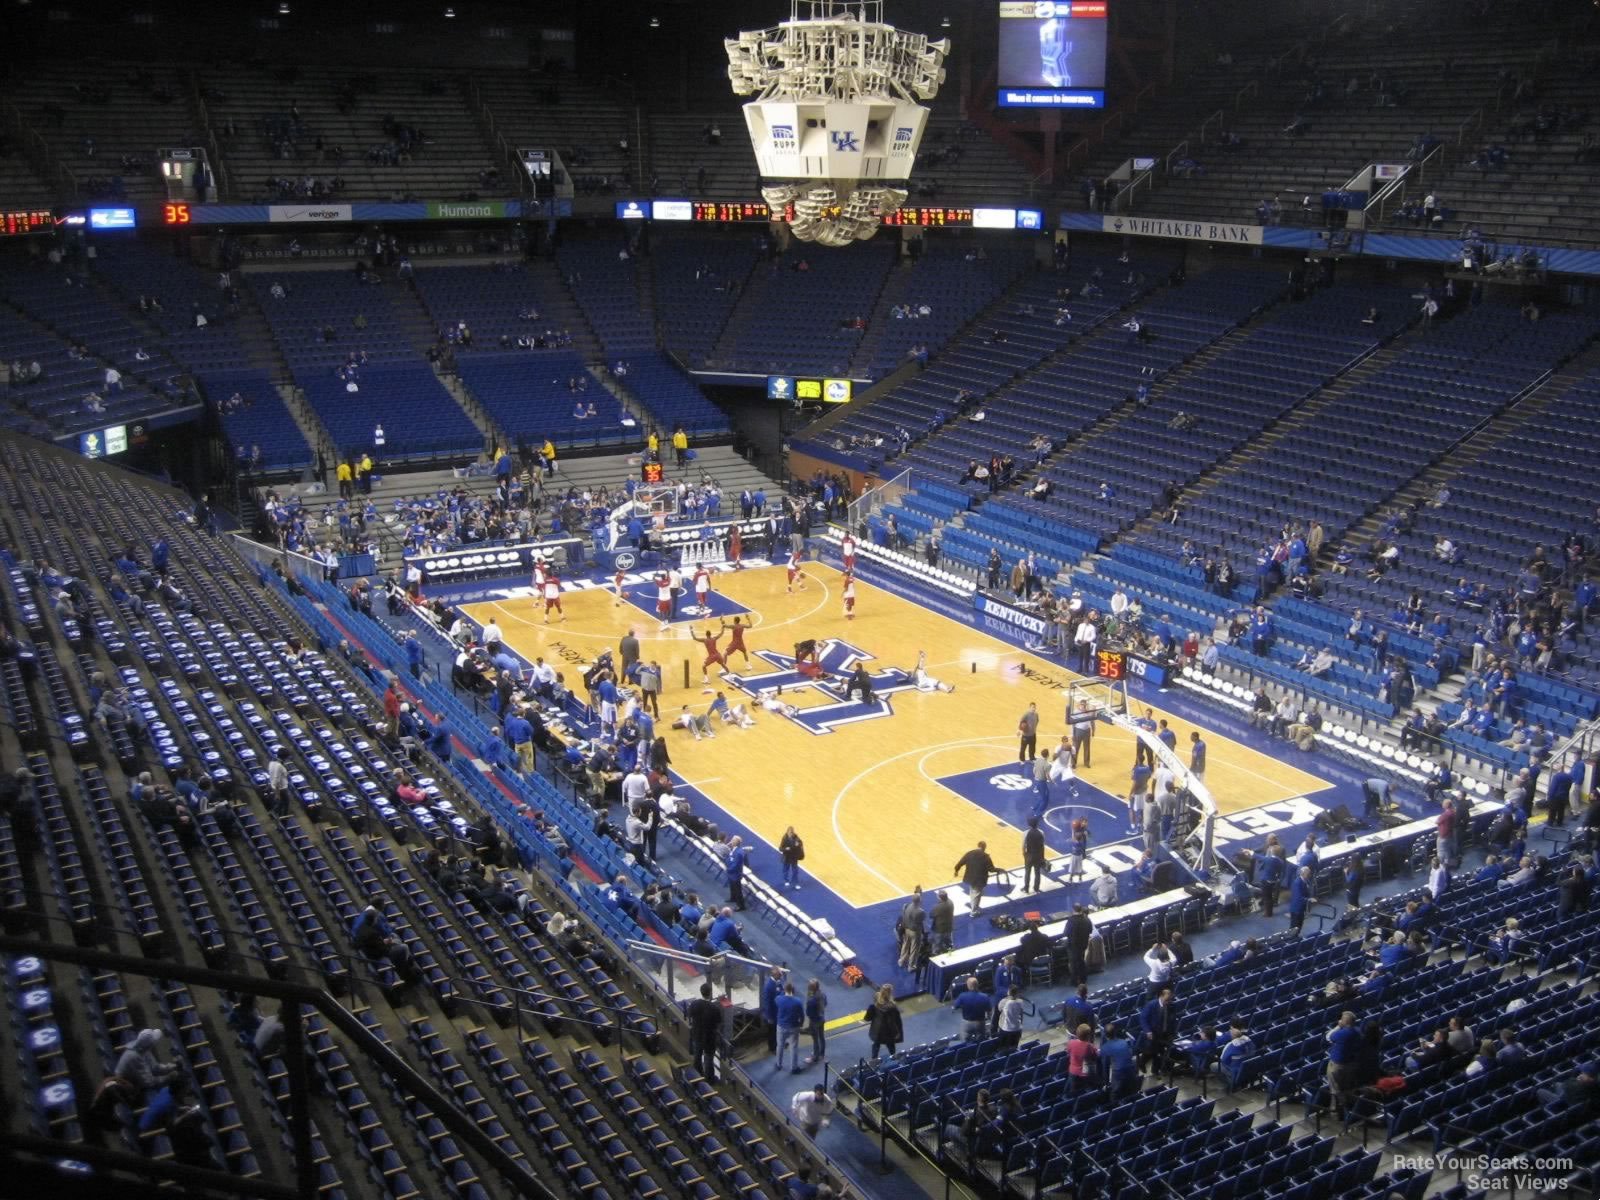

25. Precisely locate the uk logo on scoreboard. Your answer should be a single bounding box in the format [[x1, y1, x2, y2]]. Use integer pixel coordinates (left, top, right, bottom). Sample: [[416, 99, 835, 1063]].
[[830, 130, 861, 153], [720, 638, 927, 735], [771, 124, 798, 153]]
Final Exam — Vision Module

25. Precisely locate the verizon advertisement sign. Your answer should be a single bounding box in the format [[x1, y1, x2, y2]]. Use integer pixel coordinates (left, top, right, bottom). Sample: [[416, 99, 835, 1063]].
[[269, 204, 353, 223]]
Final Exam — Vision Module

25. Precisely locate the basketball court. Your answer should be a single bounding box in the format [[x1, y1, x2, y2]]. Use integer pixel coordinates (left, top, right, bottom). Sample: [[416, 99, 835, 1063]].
[[462, 559, 1332, 909]]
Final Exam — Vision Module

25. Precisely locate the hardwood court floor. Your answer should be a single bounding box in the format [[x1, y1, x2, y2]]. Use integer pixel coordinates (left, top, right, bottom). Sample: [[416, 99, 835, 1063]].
[[466, 563, 1328, 909]]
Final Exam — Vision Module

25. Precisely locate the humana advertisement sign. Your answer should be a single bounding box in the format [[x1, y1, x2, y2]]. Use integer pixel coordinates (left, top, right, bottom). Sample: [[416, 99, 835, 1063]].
[[426, 201, 507, 220]]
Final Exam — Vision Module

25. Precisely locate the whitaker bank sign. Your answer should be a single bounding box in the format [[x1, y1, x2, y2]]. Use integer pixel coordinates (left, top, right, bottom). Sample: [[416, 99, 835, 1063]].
[[1102, 215, 1264, 245]]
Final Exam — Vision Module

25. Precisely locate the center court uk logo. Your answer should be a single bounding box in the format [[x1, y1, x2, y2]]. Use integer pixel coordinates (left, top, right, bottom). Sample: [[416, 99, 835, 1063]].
[[720, 638, 933, 735], [989, 773, 1032, 791]]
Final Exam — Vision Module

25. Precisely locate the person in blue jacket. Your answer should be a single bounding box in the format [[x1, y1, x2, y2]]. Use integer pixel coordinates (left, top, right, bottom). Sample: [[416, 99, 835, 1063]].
[[426, 717, 452, 762], [1254, 847, 1285, 917], [759, 966, 785, 1054], [1287, 864, 1313, 935], [774, 982, 807, 1072], [405, 633, 425, 679], [1325, 1010, 1363, 1117], [1376, 931, 1411, 969], [726, 836, 751, 910], [478, 726, 508, 769], [1100, 1024, 1138, 1097]]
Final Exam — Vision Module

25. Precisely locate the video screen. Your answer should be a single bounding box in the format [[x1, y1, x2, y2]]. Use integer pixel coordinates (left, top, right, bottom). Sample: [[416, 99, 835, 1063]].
[[996, 1, 1108, 109]]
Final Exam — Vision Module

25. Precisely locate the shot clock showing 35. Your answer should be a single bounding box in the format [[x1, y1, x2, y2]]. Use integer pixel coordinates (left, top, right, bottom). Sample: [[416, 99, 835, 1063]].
[[162, 202, 192, 226]]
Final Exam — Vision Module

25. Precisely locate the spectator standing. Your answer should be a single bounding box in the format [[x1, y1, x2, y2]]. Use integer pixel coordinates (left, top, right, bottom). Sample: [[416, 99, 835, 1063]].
[[1325, 1011, 1362, 1118], [1288, 865, 1313, 935], [775, 982, 806, 1072], [865, 984, 904, 1060], [759, 966, 784, 1054], [1101, 1024, 1138, 1097], [779, 826, 805, 889], [1138, 987, 1177, 1073], [804, 979, 828, 1066], [687, 983, 723, 1081], [1065, 1024, 1099, 1092], [953, 976, 993, 1041], [929, 890, 955, 953], [996, 987, 1027, 1049], [726, 836, 751, 910]]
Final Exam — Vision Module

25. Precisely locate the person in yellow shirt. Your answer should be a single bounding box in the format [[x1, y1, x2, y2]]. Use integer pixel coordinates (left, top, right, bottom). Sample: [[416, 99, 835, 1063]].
[[671, 425, 689, 467], [541, 438, 557, 477], [336, 459, 353, 500], [647, 430, 660, 458], [358, 453, 373, 495]]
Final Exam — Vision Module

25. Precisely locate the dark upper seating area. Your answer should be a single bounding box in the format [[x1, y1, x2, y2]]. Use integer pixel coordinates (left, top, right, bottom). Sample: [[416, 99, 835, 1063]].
[[1084, 0, 1600, 248], [200, 65, 499, 203]]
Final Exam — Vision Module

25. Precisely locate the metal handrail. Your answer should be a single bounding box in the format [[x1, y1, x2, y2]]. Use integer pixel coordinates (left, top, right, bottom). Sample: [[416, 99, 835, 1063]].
[[0, 934, 556, 1200], [828, 1064, 989, 1200], [1164, 139, 1190, 177], [1234, 79, 1259, 109]]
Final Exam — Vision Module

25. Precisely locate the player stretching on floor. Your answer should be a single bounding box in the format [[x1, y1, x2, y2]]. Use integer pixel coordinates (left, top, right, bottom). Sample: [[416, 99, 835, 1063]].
[[542, 572, 564, 622], [693, 626, 728, 691], [786, 546, 807, 593], [911, 650, 955, 693], [654, 571, 674, 631], [840, 531, 857, 573], [842, 572, 857, 620], [720, 615, 751, 666]]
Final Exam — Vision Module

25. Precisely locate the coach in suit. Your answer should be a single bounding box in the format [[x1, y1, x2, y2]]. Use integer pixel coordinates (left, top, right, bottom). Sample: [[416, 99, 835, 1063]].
[[1021, 818, 1046, 893], [1138, 987, 1178, 1072], [687, 983, 723, 1080]]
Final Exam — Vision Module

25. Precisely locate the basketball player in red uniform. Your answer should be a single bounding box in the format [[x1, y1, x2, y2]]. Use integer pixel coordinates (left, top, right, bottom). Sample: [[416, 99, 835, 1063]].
[[842, 571, 857, 620], [542, 572, 564, 622], [840, 532, 857, 573], [729, 524, 743, 569], [612, 565, 626, 607], [531, 557, 546, 594], [720, 615, 751, 666], [654, 571, 673, 630], [693, 626, 728, 690], [693, 565, 711, 611], [786, 547, 806, 593]]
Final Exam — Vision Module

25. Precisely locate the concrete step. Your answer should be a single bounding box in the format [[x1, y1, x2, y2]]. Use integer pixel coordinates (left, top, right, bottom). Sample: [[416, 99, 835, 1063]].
[[525, 259, 604, 362], [275, 382, 336, 467]]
